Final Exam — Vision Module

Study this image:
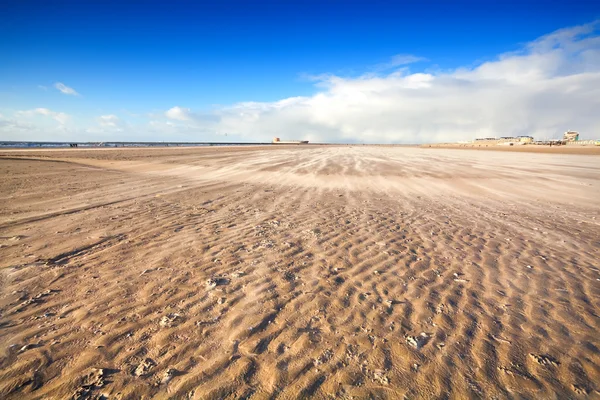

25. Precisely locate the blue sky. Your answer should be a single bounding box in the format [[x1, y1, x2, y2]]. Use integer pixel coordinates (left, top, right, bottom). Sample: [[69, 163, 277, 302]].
[[1, 0, 600, 142]]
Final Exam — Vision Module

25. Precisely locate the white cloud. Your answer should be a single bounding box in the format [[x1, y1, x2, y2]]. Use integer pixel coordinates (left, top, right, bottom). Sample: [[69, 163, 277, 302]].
[[389, 54, 427, 66], [374, 54, 427, 71], [164, 106, 220, 127], [83, 114, 128, 135], [165, 106, 192, 121], [16, 108, 71, 125], [98, 114, 121, 127], [34, 108, 52, 116], [54, 82, 80, 96], [0, 114, 35, 132]]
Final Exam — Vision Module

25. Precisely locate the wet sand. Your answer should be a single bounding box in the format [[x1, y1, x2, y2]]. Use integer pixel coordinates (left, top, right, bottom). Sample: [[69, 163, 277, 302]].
[[1, 146, 599, 399]]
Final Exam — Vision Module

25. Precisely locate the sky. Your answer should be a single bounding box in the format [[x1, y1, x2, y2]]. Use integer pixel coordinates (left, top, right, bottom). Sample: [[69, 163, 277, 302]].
[[1, 0, 599, 143]]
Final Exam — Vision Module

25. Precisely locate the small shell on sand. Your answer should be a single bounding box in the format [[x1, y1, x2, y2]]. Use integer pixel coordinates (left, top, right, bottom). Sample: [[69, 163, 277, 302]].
[[206, 277, 230, 288]]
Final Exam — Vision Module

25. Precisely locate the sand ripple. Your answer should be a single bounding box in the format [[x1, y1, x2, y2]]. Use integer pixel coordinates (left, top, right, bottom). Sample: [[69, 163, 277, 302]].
[[0, 146, 599, 398]]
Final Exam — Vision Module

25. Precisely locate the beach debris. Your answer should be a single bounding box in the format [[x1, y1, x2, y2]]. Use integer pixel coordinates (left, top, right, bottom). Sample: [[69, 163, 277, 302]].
[[282, 270, 297, 281], [301, 228, 321, 239], [134, 358, 157, 377], [206, 277, 229, 289], [491, 335, 512, 344], [258, 239, 275, 249], [72, 368, 107, 400], [359, 292, 371, 300], [373, 369, 389, 385], [35, 289, 54, 298], [159, 313, 182, 328], [313, 349, 334, 366], [161, 368, 178, 384], [230, 270, 245, 278], [406, 332, 430, 350], [19, 343, 39, 353]]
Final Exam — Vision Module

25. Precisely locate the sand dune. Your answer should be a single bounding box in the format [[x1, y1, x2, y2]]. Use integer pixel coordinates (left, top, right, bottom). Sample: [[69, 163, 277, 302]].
[[0, 146, 599, 399]]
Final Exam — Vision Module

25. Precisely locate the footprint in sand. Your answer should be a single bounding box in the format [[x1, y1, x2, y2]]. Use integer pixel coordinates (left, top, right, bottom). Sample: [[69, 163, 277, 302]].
[[373, 369, 389, 385], [134, 358, 157, 377], [72, 368, 109, 399]]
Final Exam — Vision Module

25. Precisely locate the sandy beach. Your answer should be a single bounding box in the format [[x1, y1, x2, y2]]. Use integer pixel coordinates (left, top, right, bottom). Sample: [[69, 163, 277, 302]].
[[422, 143, 600, 155], [0, 145, 599, 399]]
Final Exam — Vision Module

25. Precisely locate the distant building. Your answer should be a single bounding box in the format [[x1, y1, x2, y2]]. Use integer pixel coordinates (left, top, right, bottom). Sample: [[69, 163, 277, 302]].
[[517, 136, 534, 143], [563, 131, 579, 142], [473, 135, 534, 146], [272, 137, 309, 144]]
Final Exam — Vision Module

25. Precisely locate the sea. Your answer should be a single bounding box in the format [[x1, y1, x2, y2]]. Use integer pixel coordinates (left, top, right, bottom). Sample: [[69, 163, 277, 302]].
[[0, 141, 270, 148]]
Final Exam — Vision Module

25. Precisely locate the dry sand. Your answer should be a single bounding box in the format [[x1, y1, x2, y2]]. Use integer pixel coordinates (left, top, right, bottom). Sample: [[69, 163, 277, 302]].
[[0, 146, 599, 399], [422, 143, 600, 155], [420, 143, 600, 155]]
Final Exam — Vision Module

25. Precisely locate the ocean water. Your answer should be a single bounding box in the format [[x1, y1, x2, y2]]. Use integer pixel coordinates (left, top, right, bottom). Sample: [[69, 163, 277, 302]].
[[0, 141, 270, 148]]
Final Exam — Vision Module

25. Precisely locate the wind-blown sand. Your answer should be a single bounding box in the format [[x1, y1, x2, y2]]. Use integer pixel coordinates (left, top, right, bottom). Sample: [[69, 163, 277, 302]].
[[422, 143, 600, 155], [0, 146, 599, 399]]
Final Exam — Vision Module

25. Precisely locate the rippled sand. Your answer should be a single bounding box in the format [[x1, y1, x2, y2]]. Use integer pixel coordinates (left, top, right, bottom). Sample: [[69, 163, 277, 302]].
[[1, 146, 599, 399]]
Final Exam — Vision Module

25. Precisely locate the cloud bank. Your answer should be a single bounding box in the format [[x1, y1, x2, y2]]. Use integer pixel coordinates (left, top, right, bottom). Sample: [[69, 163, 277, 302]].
[[196, 21, 599, 143], [2, 21, 599, 143]]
